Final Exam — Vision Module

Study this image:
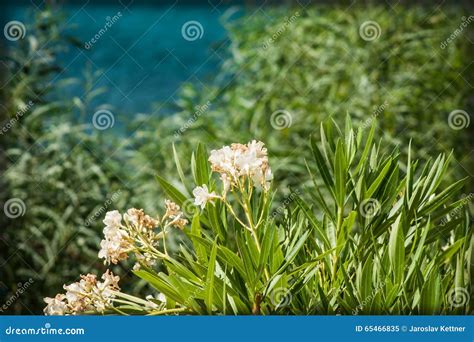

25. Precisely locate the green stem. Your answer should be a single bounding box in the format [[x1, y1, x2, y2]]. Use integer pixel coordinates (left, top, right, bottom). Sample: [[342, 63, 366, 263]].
[[332, 206, 344, 281]]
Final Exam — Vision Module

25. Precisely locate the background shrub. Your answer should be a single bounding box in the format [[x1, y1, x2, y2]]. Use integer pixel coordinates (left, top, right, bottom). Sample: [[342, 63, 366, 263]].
[[132, 5, 473, 201]]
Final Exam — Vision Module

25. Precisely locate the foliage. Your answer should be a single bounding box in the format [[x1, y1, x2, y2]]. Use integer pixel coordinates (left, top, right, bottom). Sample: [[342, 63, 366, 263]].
[[2, 3, 473, 315], [47, 119, 472, 315], [131, 4, 473, 204], [0, 8, 134, 314]]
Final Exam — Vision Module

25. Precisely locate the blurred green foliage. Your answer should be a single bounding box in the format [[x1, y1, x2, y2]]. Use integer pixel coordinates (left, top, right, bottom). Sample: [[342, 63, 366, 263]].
[[132, 5, 473, 200], [0, 9, 134, 314]]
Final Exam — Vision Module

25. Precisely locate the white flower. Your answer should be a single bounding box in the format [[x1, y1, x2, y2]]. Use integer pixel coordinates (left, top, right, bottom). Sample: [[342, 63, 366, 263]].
[[252, 167, 273, 189], [43, 294, 67, 315], [103, 210, 122, 228], [193, 184, 218, 209], [208, 140, 272, 191], [98, 227, 131, 264], [100, 269, 120, 290], [234, 148, 262, 175], [157, 293, 166, 302], [247, 140, 267, 158], [209, 146, 236, 176], [63, 282, 83, 303], [44, 270, 120, 315], [124, 208, 159, 229]]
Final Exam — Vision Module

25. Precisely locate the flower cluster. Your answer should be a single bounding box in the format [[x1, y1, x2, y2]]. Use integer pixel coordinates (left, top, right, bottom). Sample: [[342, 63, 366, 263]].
[[163, 199, 188, 229], [98, 210, 133, 264], [98, 203, 187, 266], [44, 201, 188, 315], [193, 141, 273, 209], [209, 140, 272, 191], [44, 141, 274, 315], [43, 270, 120, 315]]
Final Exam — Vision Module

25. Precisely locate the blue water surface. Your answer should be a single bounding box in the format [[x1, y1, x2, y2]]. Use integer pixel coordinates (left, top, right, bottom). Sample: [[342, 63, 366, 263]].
[[2, 1, 245, 114]]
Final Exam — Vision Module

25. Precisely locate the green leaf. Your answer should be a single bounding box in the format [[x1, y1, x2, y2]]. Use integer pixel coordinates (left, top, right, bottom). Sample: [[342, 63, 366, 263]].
[[294, 195, 330, 250], [193, 143, 210, 186], [366, 158, 392, 198], [258, 223, 276, 278], [191, 213, 207, 262], [334, 139, 347, 208], [359, 256, 373, 301], [310, 135, 335, 196], [156, 174, 187, 205], [205, 240, 218, 314], [389, 214, 405, 284], [420, 270, 441, 314], [172, 143, 190, 194]]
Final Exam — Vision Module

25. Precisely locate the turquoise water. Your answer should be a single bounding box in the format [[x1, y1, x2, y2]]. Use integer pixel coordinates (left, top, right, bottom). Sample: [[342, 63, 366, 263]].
[[2, 2, 244, 114]]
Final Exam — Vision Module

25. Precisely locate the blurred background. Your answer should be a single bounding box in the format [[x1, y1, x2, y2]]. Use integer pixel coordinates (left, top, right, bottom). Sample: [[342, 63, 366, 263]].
[[0, 0, 473, 314]]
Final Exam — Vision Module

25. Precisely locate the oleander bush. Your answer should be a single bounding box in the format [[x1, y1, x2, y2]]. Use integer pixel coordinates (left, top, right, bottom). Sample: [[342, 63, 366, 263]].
[[44, 119, 473, 315]]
